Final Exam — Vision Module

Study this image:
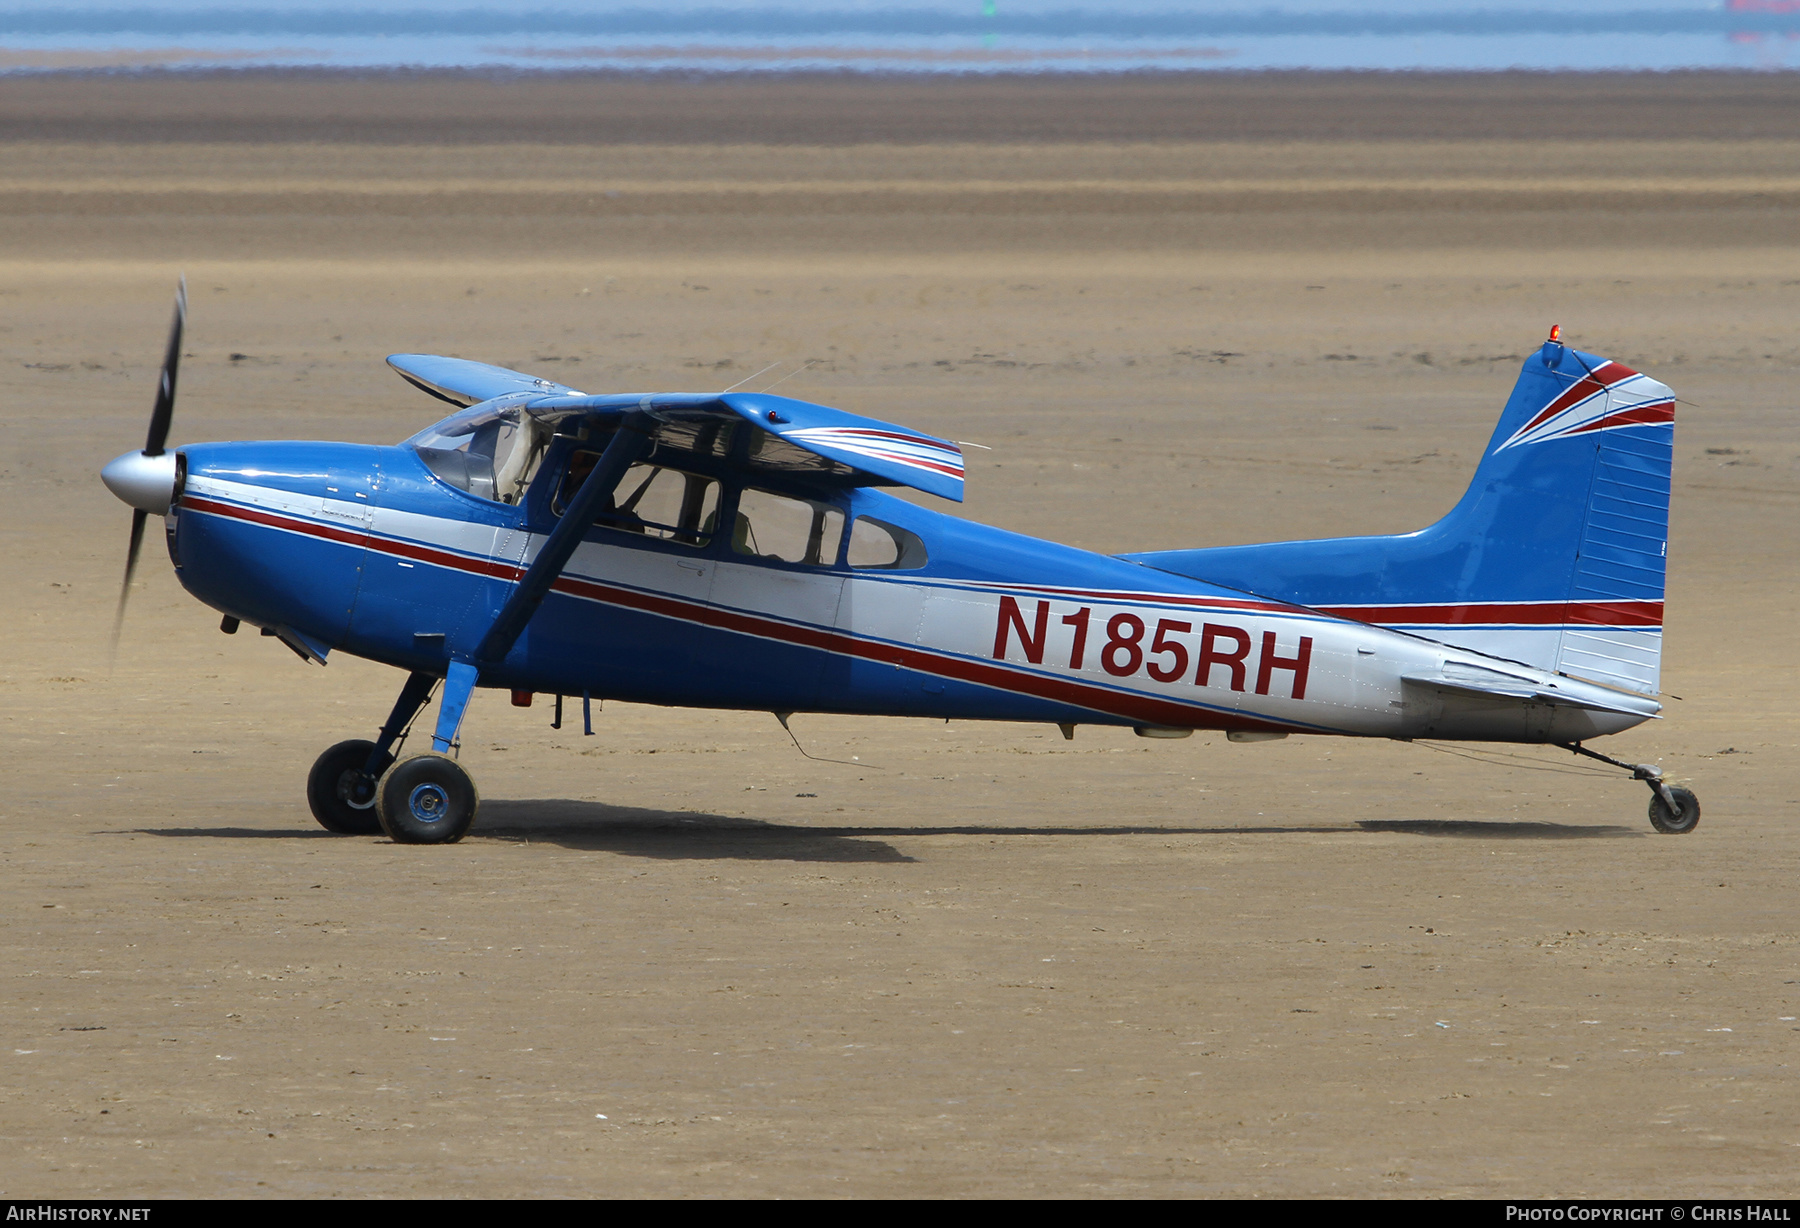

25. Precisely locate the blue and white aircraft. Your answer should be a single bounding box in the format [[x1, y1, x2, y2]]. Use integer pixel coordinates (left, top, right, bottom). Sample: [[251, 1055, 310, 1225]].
[[103, 288, 1698, 843]]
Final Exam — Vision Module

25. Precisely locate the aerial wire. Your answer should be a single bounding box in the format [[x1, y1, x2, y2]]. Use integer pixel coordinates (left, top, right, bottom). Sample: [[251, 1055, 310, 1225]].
[[719, 360, 784, 395], [759, 360, 817, 394]]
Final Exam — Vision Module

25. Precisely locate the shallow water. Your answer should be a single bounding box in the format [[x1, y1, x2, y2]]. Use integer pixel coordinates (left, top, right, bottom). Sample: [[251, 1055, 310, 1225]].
[[3, 2, 1799, 74]]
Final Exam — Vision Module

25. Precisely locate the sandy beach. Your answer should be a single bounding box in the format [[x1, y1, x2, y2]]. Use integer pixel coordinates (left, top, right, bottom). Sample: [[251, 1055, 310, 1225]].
[[2, 71, 1797, 1198]]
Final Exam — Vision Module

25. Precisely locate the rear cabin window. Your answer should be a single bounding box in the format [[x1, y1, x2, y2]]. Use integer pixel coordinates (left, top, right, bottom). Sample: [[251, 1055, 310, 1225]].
[[557, 457, 718, 548], [731, 488, 844, 566], [847, 517, 928, 570]]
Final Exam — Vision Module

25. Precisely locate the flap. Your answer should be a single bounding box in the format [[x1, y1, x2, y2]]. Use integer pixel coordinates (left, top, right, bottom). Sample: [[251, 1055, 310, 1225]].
[[387, 354, 583, 407]]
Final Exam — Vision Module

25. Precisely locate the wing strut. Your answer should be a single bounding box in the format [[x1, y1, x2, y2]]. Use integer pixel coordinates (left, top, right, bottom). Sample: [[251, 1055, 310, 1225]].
[[430, 412, 655, 752]]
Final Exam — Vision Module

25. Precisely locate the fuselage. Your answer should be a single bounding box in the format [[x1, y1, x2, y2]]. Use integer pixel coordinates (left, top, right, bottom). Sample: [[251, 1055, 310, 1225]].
[[168, 437, 1658, 743]]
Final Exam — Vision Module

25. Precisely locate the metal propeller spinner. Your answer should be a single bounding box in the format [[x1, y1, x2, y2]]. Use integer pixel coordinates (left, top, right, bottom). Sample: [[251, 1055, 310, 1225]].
[[101, 276, 187, 650]]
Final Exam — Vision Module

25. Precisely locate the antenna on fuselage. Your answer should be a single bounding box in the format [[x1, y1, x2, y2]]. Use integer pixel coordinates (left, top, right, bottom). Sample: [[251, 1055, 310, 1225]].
[[773, 711, 881, 770]]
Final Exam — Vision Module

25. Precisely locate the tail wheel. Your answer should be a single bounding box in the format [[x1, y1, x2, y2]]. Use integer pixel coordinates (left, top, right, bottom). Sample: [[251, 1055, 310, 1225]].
[[306, 739, 392, 835], [376, 753, 479, 844], [1648, 786, 1700, 835]]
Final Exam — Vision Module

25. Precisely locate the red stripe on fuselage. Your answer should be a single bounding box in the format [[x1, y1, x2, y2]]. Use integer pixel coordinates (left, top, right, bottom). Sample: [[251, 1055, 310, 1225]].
[[1318, 599, 1663, 627], [549, 572, 1301, 733], [182, 495, 368, 548], [184, 495, 524, 581], [183, 492, 1308, 733], [366, 533, 523, 580]]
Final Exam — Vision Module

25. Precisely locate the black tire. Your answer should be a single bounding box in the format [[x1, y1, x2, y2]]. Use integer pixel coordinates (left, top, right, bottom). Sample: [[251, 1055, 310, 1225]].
[[306, 739, 393, 835], [1648, 785, 1700, 835], [376, 753, 479, 844]]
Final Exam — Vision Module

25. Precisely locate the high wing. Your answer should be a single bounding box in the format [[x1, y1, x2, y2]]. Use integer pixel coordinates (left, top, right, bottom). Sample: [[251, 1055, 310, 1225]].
[[386, 353, 584, 407], [388, 354, 965, 502], [529, 390, 965, 502]]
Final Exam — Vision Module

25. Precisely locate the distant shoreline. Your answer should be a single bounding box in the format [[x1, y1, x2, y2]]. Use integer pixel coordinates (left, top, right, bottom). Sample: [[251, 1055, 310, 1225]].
[[4, 69, 1798, 145]]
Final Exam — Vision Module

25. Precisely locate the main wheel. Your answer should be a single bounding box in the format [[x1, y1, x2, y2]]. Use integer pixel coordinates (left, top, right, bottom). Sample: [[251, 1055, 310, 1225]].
[[1648, 785, 1700, 835], [306, 739, 393, 835], [376, 753, 479, 844]]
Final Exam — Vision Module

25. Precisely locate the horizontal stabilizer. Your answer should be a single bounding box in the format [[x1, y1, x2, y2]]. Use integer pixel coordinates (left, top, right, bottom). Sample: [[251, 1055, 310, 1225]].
[[1401, 665, 1661, 719]]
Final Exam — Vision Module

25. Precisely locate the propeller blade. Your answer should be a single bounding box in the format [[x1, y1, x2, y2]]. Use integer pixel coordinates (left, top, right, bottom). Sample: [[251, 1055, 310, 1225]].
[[111, 508, 148, 653], [144, 276, 186, 457], [113, 276, 185, 655]]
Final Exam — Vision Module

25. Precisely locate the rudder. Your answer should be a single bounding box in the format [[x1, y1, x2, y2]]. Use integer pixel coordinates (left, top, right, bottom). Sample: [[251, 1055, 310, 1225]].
[[1120, 334, 1676, 695]]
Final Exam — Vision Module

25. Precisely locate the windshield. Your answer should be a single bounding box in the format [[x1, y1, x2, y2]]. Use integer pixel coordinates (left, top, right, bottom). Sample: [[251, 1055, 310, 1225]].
[[404, 403, 548, 504]]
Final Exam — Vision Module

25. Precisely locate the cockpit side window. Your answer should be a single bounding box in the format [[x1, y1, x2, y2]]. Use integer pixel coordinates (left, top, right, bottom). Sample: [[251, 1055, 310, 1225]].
[[731, 487, 845, 566], [556, 456, 719, 548]]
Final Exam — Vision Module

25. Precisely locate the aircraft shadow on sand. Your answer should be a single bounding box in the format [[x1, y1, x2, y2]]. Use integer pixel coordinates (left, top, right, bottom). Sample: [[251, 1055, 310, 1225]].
[[1357, 818, 1639, 839], [119, 804, 1642, 861]]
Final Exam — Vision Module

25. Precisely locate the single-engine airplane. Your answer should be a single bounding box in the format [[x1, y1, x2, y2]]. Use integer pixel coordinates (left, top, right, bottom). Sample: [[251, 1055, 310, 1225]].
[[103, 285, 1698, 843]]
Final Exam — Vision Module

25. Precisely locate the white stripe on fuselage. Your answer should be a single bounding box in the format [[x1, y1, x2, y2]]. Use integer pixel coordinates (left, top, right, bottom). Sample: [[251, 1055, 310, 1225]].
[[188, 477, 1653, 738]]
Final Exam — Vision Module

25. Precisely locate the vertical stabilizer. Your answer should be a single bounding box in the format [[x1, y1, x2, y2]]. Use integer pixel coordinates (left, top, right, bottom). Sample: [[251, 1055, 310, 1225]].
[[1120, 337, 1676, 695]]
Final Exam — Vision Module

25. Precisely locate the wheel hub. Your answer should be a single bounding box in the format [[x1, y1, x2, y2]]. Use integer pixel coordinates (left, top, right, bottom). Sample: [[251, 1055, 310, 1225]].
[[407, 782, 450, 823], [336, 769, 378, 810]]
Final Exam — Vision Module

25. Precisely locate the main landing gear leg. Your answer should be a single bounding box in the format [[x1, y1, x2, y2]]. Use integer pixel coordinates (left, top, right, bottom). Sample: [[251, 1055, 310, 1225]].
[[431, 660, 478, 754], [305, 669, 437, 835], [355, 413, 654, 847], [370, 660, 480, 845], [1556, 741, 1701, 835]]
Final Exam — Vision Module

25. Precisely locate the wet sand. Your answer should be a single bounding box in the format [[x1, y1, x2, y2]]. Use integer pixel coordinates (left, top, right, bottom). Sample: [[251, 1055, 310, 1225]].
[[2, 73, 1798, 1198]]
